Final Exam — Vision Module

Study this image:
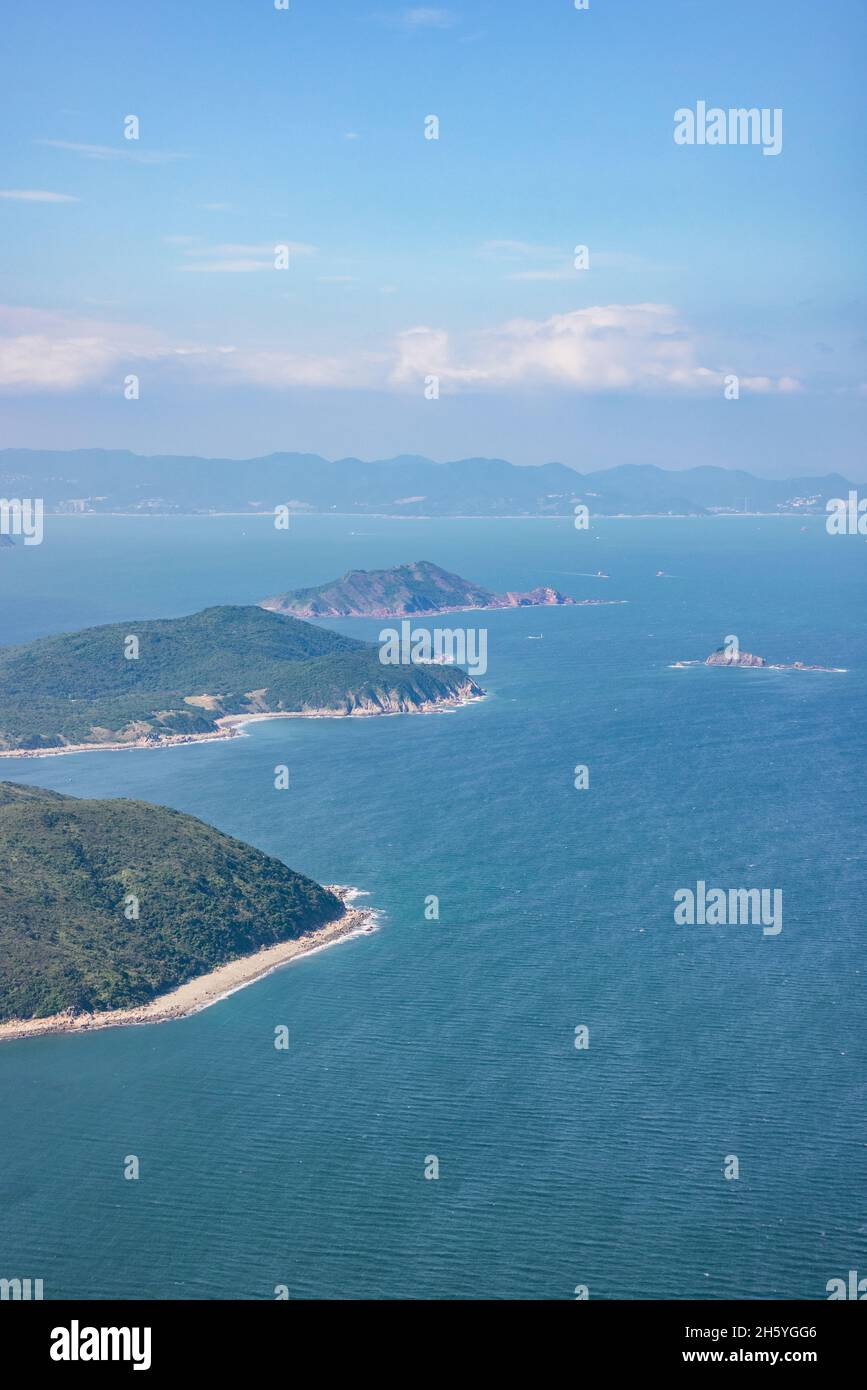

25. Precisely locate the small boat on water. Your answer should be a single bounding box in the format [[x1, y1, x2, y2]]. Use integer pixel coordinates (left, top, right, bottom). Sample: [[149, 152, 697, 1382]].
[[595, 570, 609, 579], [527, 634, 543, 640]]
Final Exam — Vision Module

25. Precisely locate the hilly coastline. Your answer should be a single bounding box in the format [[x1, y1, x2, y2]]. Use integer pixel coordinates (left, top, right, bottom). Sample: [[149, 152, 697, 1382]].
[[0, 449, 858, 517], [0, 604, 483, 754], [0, 782, 352, 1025], [261, 560, 591, 618]]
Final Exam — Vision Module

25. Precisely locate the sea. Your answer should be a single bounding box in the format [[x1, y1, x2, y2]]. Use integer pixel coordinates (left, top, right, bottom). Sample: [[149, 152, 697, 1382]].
[[0, 513, 864, 1300]]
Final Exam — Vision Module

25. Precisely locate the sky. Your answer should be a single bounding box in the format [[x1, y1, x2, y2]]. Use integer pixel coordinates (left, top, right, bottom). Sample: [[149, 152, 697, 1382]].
[[1, 0, 865, 475]]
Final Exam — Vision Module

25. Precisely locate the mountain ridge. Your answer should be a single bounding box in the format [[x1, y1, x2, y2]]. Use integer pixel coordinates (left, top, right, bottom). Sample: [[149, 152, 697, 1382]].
[[0, 604, 483, 752], [0, 449, 859, 517], [261, 560, 581, 618]]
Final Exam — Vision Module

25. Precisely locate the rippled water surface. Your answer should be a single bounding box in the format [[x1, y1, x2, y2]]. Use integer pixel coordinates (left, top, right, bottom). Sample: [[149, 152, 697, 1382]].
[[0, 515, 864, 1298]]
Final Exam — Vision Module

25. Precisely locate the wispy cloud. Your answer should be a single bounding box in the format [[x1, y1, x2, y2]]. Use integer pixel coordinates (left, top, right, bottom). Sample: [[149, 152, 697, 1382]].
[[206, 243, 317, 256], [177, 241, 318, 273], [506, 269, 577, 283], [182, 261, 269, 274], [383, 7, 457, 29], [479, 240, 560, 260], [482, 240, 655, 279], [213, 346, 375, 388], [0, 189, 79, 203], [38, 139, 187, 165]]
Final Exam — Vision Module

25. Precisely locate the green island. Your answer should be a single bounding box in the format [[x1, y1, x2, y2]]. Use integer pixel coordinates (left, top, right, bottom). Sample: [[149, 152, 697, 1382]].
[[0, 603, 483, 752], [261, 559, 579, 618], [0, 782, 345, 1022]]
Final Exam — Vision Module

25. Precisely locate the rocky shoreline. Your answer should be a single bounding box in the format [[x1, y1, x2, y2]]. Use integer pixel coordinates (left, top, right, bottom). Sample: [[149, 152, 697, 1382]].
[[268, 597, 629, 618], [671, 650, 846, 673], [0, 689, 486, 760]]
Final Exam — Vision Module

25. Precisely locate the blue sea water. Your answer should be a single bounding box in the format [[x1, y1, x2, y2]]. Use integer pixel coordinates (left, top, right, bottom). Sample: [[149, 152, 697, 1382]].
[[0, 514, 864, 1300]]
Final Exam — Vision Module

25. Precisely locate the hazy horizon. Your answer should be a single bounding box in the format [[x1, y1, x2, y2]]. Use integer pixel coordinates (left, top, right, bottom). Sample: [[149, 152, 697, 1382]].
[[2, 442, 864, 484], [3, 0, 865, 475]]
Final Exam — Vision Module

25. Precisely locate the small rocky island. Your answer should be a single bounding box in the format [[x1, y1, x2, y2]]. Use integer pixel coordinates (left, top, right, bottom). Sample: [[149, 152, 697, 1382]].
[[673, 647, 844, 673], [706, 649, 767, 667], [261, 560, 624, 618]]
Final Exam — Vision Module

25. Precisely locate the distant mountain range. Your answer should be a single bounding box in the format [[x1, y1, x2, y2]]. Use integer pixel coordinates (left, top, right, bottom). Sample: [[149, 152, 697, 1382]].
[[261, 560, 582, 618], [0, 449, 859, 517]]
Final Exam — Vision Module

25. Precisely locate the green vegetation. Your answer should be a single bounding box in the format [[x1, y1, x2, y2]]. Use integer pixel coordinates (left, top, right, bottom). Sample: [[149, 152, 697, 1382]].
[[0, 782, 343, 1020], [0, 604, 480, 750], [262, 561, 498, 617]]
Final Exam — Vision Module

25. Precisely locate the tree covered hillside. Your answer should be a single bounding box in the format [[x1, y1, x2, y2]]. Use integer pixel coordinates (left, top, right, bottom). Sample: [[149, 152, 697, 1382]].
[[0, 605, 482, 750], [0, 782, 343, 1020]]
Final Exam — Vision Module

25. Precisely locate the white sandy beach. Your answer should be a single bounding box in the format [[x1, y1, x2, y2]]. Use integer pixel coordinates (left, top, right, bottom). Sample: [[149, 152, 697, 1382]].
[[0, 887, 378, 1043]]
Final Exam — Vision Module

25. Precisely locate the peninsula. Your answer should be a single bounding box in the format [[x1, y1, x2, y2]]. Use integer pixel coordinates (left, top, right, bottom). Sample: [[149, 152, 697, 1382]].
[[261, 560, 623, 619], [0, 781, 376, 1036], [0, 604, 484, 754]]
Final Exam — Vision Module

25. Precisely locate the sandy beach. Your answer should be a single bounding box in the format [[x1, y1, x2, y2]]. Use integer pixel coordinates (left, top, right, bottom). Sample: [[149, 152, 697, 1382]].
[[0, 887, 378, 1043], [0, 690, 485, 761]]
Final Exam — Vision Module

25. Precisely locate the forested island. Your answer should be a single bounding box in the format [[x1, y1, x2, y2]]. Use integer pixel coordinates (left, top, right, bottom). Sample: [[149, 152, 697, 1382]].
[[0, 782, 363, 1028], [0, 604, 483, 754], [261, 560, 610, 618]]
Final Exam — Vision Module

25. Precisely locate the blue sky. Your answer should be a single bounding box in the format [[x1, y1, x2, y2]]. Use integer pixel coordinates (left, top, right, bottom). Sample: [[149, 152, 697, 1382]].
[[1, 0, 865, 474]]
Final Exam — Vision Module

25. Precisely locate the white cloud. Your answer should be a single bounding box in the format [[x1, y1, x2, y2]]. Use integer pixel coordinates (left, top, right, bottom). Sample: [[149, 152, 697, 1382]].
[[0, 302, 802, 398], [181, 260, 271, 274], [740, 375, 803, 394], [214, 347, 375, 389], [390, 305, 802, 395], [0, 189, 79, 203], [206, 243, 317, 256], [483, 241, 655, 279], [0, 306, 169, 391], [38, 139, 187, 165], [178, 241, 318, 272], [0, 306, 368, 392], [480, 239, 559, 260], [397, 8, 456, 28], [506, 269, 576, 282]]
